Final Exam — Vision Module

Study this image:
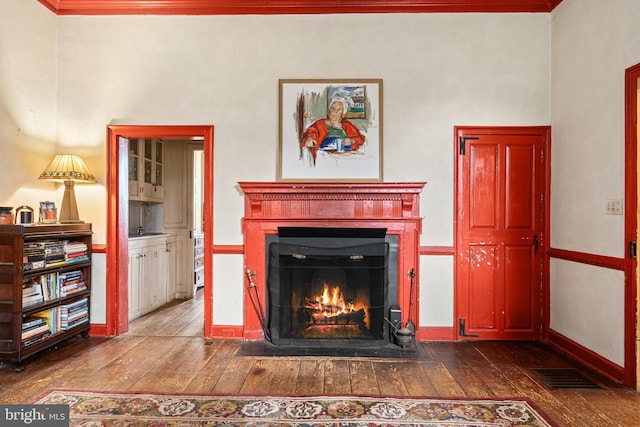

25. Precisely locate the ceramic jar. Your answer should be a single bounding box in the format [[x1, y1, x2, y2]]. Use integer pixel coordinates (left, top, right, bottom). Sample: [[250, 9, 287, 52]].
[[0, 207, 14, 225]]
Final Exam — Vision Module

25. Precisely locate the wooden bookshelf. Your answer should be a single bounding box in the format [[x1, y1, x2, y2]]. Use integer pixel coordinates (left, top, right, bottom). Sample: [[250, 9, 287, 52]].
[[0, 223, 92, 371]]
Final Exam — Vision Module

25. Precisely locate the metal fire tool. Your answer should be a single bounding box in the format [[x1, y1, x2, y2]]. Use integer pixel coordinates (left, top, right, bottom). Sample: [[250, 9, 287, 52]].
[[245, 269, 271, 341], [406, 268, 416, 334]]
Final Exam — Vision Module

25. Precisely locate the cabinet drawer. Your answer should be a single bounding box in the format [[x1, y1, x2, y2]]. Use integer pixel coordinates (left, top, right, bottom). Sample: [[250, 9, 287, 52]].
[[194, 255, 204, 269]]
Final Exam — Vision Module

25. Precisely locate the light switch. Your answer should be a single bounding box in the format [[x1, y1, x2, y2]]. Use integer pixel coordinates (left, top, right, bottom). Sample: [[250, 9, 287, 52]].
[[606, 199, 623, 215]]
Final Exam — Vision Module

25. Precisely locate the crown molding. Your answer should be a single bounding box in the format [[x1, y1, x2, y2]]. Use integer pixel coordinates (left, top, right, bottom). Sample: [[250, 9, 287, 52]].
[[37, 0, 563, 16]]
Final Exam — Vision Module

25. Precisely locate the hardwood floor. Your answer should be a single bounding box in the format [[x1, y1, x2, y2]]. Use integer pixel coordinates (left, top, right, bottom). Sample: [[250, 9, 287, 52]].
[[1, 289, 638, 426]]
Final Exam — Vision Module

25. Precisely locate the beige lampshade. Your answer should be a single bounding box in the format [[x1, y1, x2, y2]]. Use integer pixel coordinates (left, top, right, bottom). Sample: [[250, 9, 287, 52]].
[[38, 154, 97, 183], [38, 154, 97, 223]]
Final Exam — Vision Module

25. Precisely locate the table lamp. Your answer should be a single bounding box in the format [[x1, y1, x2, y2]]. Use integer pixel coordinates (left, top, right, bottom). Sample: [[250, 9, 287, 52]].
[[38, 154, 97, 223]]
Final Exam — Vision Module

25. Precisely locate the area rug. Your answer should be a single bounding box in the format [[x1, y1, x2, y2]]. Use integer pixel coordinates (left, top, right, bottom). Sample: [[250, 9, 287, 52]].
[[32, 389, 558, 426]]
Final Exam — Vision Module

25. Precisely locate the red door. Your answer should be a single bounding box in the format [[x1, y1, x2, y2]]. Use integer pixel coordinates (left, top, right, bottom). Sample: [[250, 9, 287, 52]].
[[455, 127, 548, 340]]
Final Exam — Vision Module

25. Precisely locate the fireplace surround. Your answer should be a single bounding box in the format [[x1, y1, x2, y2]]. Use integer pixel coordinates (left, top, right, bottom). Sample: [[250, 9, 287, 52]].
[[239, 182, 425, 342]]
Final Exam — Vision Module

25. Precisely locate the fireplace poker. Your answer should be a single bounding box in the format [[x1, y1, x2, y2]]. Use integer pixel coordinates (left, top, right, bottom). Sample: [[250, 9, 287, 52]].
[[406, 268, 416, 334], [246, 269, 271, 341]]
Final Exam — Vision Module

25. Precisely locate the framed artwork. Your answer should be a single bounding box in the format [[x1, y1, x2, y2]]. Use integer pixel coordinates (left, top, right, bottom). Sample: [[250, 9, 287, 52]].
[[278, 79, 383, 181], [39, 201, 57, 223]]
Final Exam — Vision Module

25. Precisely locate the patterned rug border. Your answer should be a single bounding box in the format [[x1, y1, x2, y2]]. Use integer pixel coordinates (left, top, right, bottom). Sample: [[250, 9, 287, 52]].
[[31, 388, 560, 427]]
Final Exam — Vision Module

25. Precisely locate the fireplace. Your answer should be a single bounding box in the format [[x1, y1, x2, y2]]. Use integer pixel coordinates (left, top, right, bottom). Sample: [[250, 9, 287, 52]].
[[239, 182, 425, 343], [266, 227, 398, 347]]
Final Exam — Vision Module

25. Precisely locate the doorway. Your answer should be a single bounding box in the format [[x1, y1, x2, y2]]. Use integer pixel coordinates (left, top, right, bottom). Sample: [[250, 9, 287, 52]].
[[106, 125, 214, 337], [454, 126, 550, 340]]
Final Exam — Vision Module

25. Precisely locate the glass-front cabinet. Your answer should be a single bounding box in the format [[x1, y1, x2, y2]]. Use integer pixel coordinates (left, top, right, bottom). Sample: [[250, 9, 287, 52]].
[[129, 138, 164, 202]]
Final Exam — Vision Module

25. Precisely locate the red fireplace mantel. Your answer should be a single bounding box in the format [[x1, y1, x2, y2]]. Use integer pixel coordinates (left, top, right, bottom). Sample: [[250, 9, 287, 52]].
[[239, 181, 426, 341]]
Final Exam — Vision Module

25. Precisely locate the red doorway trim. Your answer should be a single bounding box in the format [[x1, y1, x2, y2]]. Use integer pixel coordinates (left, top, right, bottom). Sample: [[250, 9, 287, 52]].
[[106, 125, 214, 337], [624, 63, 639, 388]]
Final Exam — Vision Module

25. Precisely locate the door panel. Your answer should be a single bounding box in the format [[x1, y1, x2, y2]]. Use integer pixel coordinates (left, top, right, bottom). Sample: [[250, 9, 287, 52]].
[[505, 145, 534, 229], [456, 127, 547, 340], [504, 244, 533, 330], [470, 144, 498, 229], [468, 244, 499, 330]]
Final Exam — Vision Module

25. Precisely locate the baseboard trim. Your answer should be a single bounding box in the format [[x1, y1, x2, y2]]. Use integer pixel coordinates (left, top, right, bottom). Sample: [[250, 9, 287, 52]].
[[89, 323, 108, 337], [210, 325, 244, 339], [416, 326, 455, 341], [545, 329, 625, 384]]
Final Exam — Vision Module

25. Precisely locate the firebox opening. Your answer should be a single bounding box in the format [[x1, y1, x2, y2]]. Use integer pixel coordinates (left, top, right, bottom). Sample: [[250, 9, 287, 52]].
[[266, 227, 397, 348]]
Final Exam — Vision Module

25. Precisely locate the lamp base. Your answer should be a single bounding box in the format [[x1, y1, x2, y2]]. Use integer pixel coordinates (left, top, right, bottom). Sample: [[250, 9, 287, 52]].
[[58, 180, 83, 223]]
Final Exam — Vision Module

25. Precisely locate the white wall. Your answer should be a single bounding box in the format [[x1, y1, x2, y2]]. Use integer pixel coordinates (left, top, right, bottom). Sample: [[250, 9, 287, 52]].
[[0, 0, 60, 209], [550, 0, 640, 367]]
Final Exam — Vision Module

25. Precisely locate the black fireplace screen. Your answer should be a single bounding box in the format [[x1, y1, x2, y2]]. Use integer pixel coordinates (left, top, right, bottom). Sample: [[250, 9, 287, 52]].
[[266, 228, 393, 348]]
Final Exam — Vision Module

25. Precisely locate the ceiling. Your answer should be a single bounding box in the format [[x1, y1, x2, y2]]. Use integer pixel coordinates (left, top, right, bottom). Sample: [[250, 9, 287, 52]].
[[37, 0, 563, 15]]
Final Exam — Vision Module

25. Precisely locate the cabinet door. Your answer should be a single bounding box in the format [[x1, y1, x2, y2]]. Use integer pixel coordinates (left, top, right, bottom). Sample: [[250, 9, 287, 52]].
[[165, 240, 177, 302], [128, 247, 144, 320], [141, 245, 161, 313], [153, 139, 164, 200], [128, 138, 141, 199]]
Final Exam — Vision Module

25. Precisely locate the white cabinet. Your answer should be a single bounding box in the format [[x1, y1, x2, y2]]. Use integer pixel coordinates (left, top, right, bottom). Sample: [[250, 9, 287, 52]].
[[128, 234, 176, 321], [193, 233, 204, 290], [129, 138, 164, 202], [128, 246, 144, 321]]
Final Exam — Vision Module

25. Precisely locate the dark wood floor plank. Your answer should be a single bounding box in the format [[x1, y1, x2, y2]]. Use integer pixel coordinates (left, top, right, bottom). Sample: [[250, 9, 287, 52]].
[[349, 360, 380, 395], [323, 359, 352, 395], [211, 357, 255, 394], [186, 341, 242, 393], [266, 359, 301, 395], [418, 361, 467, 397], [372, 361, 409, 396], [450, 341, 518, 397], [295, 359, 326, 395], [436, 342, 494, 397], [240, 359, 277, 394], [400, 361, 439, 396]]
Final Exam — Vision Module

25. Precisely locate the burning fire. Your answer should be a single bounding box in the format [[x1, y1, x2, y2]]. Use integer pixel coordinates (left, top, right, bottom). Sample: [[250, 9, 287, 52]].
[[305, 283, 355, 318]]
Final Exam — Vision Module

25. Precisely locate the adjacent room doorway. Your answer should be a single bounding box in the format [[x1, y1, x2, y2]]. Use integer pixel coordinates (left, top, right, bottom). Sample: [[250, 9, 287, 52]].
[[454, 126, 550, 340], [106, 125, 214, 337]]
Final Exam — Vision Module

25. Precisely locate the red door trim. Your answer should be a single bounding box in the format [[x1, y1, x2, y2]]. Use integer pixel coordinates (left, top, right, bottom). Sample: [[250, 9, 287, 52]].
[[106, 125, 214, 337], [624, 63, 639, 388]]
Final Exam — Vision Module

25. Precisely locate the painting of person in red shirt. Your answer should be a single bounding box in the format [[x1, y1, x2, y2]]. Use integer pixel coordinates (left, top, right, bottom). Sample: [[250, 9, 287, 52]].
[[300, 97, 366, 165]]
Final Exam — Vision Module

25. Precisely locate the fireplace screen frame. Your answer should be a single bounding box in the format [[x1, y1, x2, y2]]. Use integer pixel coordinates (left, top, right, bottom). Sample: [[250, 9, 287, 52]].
[[265, 227, 398, 348]]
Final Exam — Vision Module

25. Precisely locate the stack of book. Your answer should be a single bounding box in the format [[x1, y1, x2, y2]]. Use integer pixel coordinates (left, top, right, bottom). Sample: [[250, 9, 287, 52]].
[[23, 242, 46, 271], [58, 270, 87, 296], [44, 241, 66, 267], [64, 241, 89, 264], [61, 298, 89, 330], [22, 280, 45, 307], [21, 316, 51, 347]]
